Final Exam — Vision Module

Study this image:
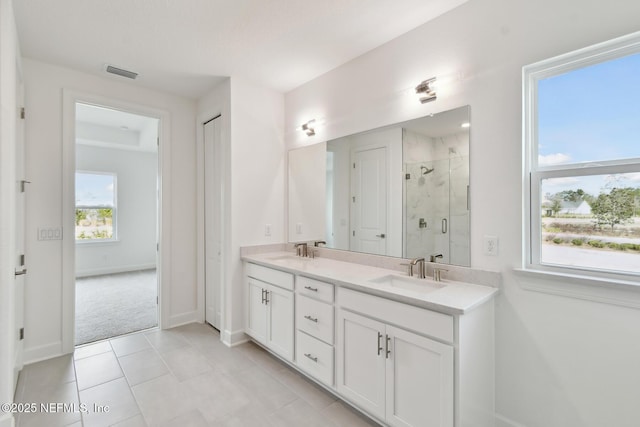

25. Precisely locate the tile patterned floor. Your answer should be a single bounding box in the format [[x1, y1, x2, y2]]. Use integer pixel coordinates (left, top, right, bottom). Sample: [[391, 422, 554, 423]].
[[14, 323, 381, 427]]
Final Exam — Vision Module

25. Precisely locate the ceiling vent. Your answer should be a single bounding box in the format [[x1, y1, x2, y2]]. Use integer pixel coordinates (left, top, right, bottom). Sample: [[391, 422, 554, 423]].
[[105, 65, 138, 80]]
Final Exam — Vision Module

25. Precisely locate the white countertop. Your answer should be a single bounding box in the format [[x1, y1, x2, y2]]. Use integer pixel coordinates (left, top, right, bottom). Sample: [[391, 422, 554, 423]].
[[241, 251, 498, 315]]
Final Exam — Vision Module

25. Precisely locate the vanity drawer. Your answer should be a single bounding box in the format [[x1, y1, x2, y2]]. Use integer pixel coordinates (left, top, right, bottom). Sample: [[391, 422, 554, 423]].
[[246, 263, 294, 291], [337, 287, 454, 343], [296, 276, 334, 303], [296, 330, 334, 387], [296, 294, 334, 344]]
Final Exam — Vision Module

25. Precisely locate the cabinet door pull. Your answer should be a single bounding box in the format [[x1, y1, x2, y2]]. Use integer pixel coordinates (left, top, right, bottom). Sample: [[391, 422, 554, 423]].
[[304, 353, 318, 363], [304, 315, 318, 323], [385, 334, 391, 359], [264, 290, 270, 305], [304, 285, 318, 292], [261, 288, 266, 304], [377, 332, 383, 356]]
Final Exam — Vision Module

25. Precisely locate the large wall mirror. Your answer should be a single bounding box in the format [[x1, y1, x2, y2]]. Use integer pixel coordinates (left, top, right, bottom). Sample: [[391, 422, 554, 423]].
[[288, 105, 470, 267]]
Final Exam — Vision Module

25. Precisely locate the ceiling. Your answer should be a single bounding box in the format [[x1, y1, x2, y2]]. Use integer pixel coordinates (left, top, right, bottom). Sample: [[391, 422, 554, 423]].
[[14, 0, 467, 99]]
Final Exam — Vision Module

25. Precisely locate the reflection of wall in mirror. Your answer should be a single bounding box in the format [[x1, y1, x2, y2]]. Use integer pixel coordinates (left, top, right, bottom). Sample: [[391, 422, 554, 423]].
[[403, 130, 469, 266], [288, 142, 326, 242]]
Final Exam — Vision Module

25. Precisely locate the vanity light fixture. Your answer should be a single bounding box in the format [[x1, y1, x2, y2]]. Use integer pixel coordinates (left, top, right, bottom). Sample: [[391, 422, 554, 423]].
[[415, 77, 437, 103], [301, 119, 316, 137]]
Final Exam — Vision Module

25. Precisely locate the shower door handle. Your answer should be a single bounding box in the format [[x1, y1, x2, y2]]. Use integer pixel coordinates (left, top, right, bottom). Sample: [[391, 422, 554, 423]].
[[441, 218, 448, 234]]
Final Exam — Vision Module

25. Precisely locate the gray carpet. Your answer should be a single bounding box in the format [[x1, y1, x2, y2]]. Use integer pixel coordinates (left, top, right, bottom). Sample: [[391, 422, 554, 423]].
[[75, 269, 158, 345]]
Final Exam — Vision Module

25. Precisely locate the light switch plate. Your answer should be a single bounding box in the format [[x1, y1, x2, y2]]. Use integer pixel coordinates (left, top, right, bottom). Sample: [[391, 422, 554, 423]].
[[264, 224, 272, 237], [38, 227, 62, 241]]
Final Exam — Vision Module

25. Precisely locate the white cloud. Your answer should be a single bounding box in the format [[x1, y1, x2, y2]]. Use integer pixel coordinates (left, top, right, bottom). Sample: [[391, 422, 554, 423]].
[[538, 153, 571, 166]]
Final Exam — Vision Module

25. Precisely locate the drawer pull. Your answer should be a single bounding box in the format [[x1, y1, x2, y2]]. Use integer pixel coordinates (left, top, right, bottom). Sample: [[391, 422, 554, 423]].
[[304, 285, 318, 292], [304, 315, 318, 323], [304, 353, 318, 363]]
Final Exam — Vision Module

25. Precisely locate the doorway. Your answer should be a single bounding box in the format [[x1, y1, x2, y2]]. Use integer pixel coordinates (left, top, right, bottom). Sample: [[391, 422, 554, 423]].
[[204, 115, 222, 330], [73, 102, 160, 345]]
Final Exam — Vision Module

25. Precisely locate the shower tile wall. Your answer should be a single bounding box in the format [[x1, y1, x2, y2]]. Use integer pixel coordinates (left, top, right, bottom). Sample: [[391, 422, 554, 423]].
[[403, 129, 469, 265]]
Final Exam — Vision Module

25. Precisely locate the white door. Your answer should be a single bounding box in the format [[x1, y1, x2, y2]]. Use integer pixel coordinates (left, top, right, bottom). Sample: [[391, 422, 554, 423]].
[[246, 278, 267, 343], [204, 116, 222, 329], [351, 147, 387, 255], [13, 80, 26, 392], [385, 325, 454, 427], [265, 284, 294, 361], [336, 309, 386, 421]]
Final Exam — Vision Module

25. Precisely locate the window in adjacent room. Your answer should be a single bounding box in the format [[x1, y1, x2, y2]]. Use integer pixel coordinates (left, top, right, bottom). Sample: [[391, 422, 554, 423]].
[[524, 32, 640, 279], [75, 171, 117, 241]]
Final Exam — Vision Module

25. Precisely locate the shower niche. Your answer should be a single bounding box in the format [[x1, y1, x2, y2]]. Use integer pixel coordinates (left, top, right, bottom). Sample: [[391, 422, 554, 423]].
[[403, 125, 469, 266]]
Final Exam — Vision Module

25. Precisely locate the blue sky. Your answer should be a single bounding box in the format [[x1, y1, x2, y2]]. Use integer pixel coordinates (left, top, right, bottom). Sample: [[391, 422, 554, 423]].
[[538, 52, 640, 166], [538, 52, 640, 196], [75, 172, 115, 207]]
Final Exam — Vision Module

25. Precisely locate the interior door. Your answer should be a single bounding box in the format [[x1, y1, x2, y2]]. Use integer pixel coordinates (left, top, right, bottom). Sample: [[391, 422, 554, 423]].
[[350, 146, 387, 255], [204, 116, 222, 329], [13, 79, 26, 391]]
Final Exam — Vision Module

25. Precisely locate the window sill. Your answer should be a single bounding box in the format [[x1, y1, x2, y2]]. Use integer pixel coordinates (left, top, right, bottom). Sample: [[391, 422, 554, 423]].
[[75, 239, 120, 246], [513, 267, 640, 310]]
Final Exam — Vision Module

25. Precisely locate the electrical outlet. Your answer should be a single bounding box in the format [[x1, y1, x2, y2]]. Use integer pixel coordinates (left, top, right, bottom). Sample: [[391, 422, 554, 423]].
[[265, 224, 272, 237], [296, 223, 303, 235], [484, 235, 499, 256]]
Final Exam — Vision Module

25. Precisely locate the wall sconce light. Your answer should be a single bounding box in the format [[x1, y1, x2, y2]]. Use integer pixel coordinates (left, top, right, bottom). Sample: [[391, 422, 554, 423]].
[[415, 77, 437, 103], [301, 119, 316, 136]]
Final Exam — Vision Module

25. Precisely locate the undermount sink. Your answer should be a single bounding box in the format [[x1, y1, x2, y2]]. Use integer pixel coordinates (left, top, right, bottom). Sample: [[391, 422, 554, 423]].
[[369, 274, 445, 293], [266, 254, 311, 262]]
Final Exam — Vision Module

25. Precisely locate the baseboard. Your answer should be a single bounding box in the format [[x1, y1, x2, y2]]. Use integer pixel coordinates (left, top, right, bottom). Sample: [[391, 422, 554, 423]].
[[495, 413, 527, 427], [221, 329, 249, 347], [75, 264, 156, 278], [167, 311, 198, 329], [0, 413, 15, 427], [23, 341, 65, 365]]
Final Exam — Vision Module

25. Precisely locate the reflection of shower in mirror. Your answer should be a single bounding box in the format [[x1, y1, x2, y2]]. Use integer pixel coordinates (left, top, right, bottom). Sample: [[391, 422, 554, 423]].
[[421, 165, 434, 175]]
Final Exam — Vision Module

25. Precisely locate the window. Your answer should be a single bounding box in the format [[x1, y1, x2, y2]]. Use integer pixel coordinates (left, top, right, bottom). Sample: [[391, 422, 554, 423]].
[[75, 172, 117, 241], [524, 32, 640, 280]]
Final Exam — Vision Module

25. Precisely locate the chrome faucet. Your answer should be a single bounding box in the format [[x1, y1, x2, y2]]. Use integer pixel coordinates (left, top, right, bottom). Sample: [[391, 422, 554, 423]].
[[430, 253, 443, 263], [294, 243, 308, 257], [409, 257, 426, 279]]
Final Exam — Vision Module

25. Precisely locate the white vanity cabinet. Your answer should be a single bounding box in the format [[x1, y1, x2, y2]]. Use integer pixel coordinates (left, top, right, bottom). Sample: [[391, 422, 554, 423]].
[[294, 276, 335, 387], [337, 287, 454, 427], [245, 263, 294, 361]]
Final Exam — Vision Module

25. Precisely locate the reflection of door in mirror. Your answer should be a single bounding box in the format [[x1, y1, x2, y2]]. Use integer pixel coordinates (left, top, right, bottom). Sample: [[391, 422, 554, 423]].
[[327, 127, 403, 257], [351, 146, 387, 255], [403, 128, 469, 265]]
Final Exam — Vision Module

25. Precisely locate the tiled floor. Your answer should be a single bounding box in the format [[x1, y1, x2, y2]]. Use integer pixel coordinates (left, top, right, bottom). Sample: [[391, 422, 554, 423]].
[[14, 323, 380, 427]]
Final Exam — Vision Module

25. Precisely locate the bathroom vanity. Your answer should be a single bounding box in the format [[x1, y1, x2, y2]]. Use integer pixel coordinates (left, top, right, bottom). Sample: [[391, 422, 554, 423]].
[[242, 249, 498, 427]]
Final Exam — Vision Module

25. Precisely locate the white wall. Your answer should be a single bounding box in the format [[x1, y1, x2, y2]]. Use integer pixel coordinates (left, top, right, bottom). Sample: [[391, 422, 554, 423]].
[[285, 0, 640, 426], [23, 58, 198, 362], [75, 144, 157, 277], [228, 76, 285, 344], [196, 76, 285, 346], [0, 0, 19, 424]]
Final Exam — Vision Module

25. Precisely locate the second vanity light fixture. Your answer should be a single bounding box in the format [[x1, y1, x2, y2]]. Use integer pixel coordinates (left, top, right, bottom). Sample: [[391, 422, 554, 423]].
[[301, 119, 316, 136], [415, 77, 437, 103]]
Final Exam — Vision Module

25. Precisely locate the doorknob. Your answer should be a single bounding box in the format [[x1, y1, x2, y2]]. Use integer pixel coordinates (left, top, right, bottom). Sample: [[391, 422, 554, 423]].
[[15, 268, 27, 276], [376, 233, 386, 238]]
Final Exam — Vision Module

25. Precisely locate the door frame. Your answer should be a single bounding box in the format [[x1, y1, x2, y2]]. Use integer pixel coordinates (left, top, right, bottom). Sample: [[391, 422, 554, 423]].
[[61, 90, 171, 353]]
